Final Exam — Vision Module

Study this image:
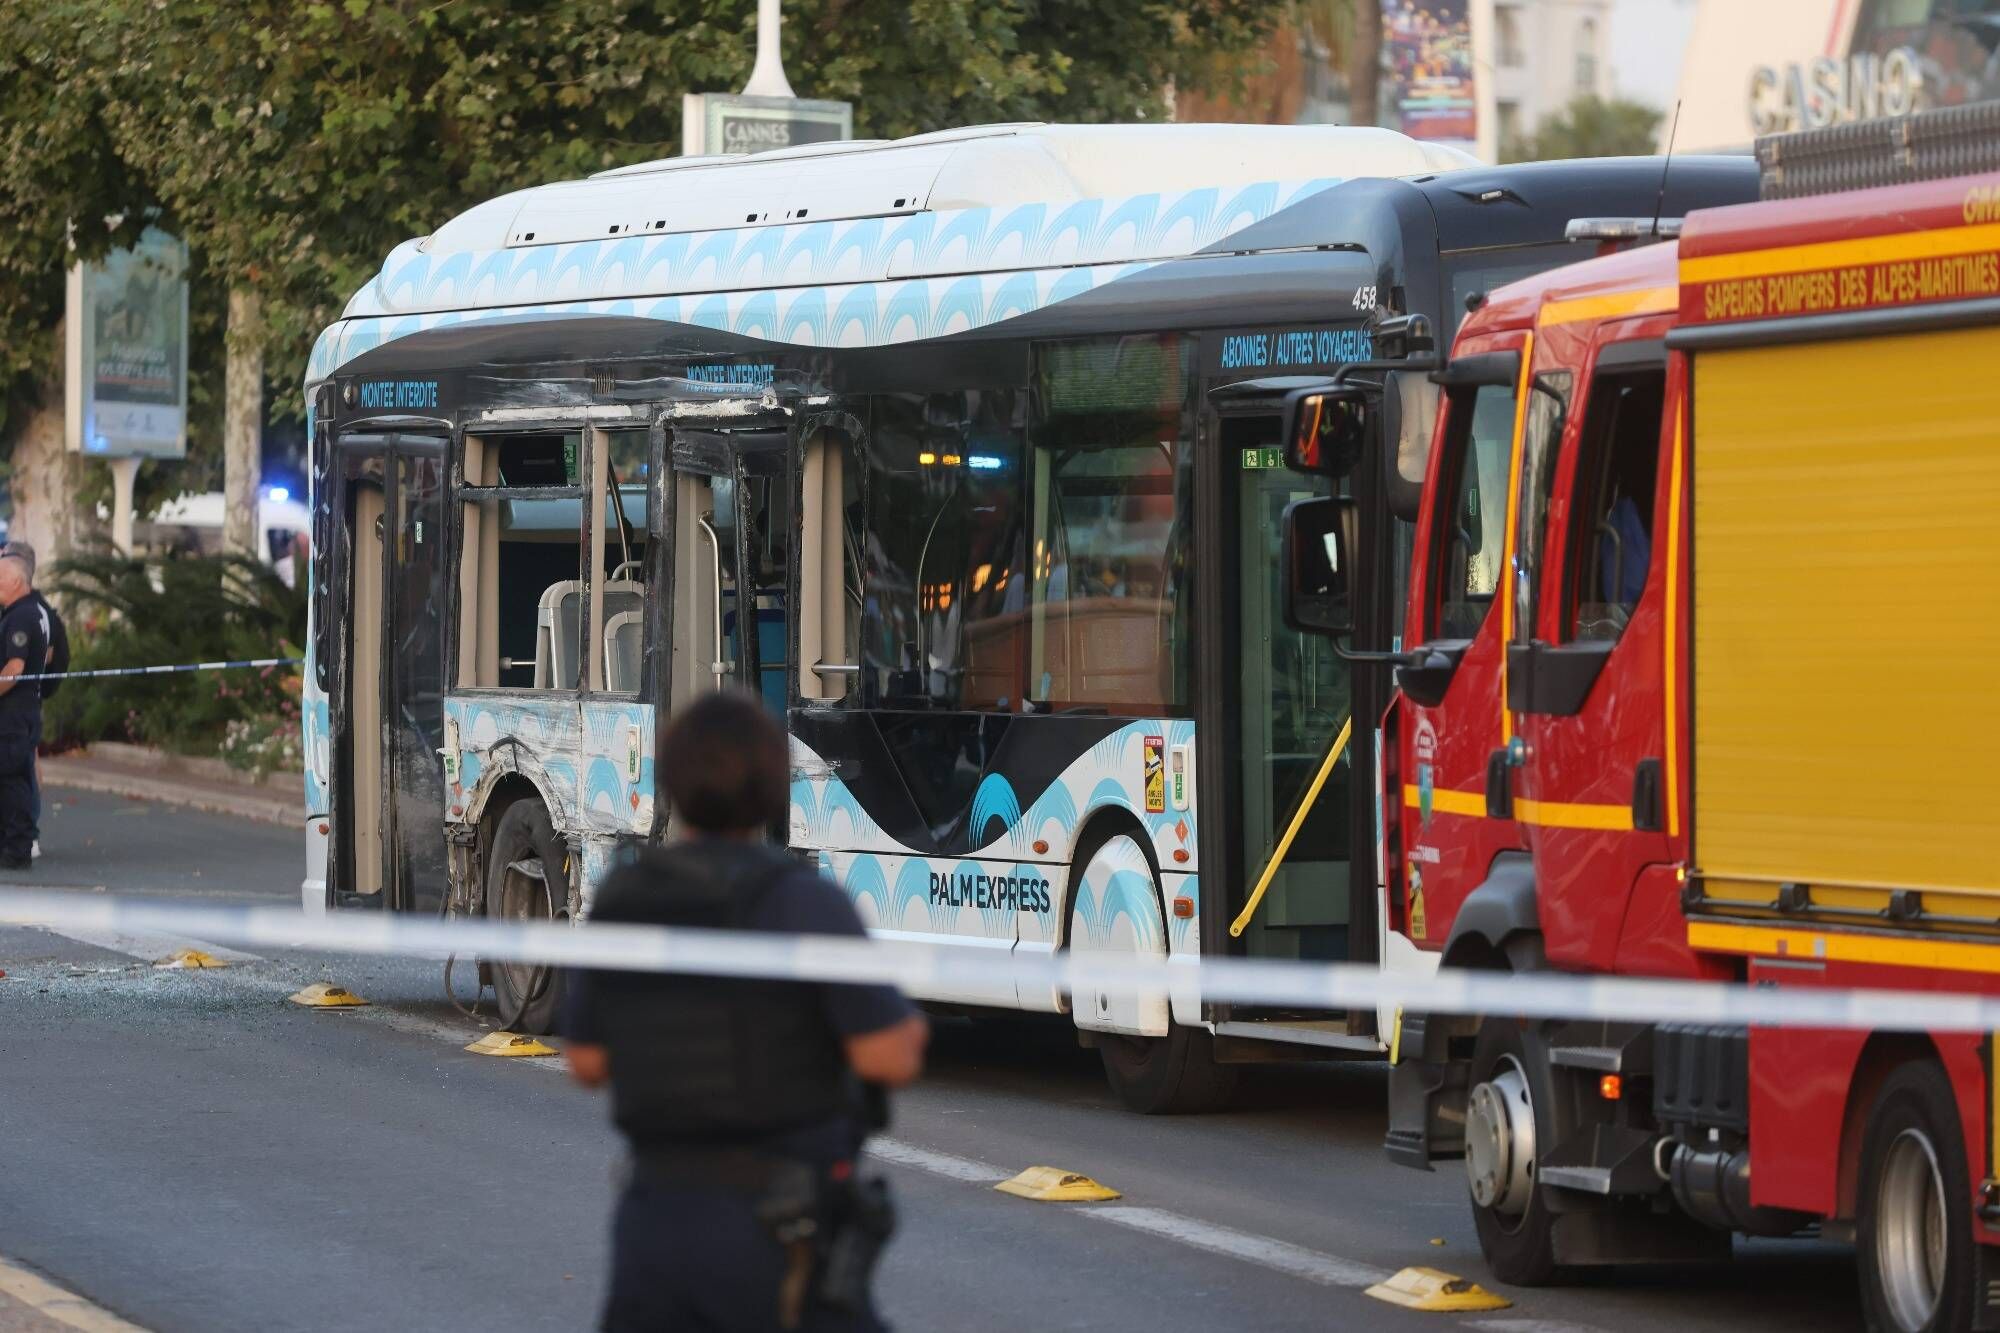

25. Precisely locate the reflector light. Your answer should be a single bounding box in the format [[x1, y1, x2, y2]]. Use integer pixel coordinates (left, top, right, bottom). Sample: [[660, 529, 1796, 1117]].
[[1172, 896, 1195, 919], [1599, 1074, 1623, 1101]]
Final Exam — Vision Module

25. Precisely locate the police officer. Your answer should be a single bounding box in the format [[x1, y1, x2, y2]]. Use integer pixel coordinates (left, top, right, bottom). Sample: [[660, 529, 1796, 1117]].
[[3, 542, 66, 862], [565, 690, 928, 1333], [0, 555, 48, 871]]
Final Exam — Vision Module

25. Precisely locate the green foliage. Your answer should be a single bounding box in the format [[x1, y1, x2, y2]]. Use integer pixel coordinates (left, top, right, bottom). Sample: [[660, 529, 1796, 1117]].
[[1504, 95, 1664, 164], [42, 551, 305, 755], [6, 0, 1280, 436]]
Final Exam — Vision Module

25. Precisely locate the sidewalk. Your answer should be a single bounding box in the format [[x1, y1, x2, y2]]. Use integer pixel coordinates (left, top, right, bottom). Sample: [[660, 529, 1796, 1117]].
[[40, 743, 300, 828], [0, 1256, 146, 1332]]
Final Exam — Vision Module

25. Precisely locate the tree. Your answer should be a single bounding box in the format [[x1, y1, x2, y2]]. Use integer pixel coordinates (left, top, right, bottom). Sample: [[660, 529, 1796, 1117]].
[[0, 2, 163, 566], [1505, 95, 1663, 164], [10, 0, 1284, 554]]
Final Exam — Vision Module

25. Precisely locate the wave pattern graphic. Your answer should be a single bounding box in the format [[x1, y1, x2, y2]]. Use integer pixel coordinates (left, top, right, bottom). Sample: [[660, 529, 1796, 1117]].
[[349, 180, 1338, 322], [304, 179, 1340, 382]]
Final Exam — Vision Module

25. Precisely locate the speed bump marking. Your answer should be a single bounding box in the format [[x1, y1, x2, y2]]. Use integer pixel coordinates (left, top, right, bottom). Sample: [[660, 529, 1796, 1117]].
[[466, 1031, 558, 1058], [156, 949, 228, 969], [994, 1166, 1121, 1203], [1363, 1266, 1510, 1312], [289, 982, 368, 1008]]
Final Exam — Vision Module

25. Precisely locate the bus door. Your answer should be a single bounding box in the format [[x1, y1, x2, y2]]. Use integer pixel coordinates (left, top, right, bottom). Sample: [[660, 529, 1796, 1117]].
[[332, 431, 449, 912], [1215, 409, 1353, 975], [662, 420, 793, 834]]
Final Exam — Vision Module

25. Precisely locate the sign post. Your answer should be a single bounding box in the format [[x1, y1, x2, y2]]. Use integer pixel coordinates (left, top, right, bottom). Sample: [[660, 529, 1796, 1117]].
[[64, 226, 190, 554], [682, 0, 852, 156]]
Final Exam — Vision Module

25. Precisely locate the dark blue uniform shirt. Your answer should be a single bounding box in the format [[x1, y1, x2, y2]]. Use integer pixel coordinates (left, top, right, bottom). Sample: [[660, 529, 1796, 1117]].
[[0, 596, 48, 727]]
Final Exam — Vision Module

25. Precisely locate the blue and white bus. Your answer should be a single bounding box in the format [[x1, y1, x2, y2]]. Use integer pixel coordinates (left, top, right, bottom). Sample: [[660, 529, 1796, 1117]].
[[301, 123, 1754, 1101]]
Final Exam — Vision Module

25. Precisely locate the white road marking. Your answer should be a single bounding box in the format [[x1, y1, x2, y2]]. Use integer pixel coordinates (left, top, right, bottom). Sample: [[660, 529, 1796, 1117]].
[[0, 1253, 149, 1332], [865, 1138, 1007, 1184], [1083, 1205, 1391, 1287], [32, 925, 259, 965], [23, 919, 1606, 1328]]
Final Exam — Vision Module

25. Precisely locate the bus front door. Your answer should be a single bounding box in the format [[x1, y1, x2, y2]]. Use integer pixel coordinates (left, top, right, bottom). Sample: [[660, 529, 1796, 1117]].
[[335, 432, 448, 912]]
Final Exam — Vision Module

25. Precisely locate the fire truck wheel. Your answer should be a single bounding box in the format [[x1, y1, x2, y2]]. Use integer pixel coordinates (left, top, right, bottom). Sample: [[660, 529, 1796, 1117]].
[[1466, 1019, 1562, 1286], [1857, 1062, 1974, 1333], [483, 799, 570, 1036]]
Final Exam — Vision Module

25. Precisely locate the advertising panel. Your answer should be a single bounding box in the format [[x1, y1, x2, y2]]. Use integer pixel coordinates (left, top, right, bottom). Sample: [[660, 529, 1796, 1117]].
[[65, 227, 189, 459], [1381, 0, 1478, 148]]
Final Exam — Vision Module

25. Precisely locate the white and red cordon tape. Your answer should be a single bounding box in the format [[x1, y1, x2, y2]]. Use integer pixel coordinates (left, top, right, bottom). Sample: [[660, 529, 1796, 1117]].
[[0, 889, 1996, 1036]]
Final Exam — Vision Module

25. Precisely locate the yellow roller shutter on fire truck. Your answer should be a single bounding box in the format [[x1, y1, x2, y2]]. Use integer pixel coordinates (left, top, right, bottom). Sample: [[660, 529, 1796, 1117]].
[[1691, 324, 2000, 901]]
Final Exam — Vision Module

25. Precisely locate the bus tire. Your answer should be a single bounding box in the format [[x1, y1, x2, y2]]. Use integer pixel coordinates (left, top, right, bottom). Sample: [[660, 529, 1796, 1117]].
[[1068, 827, 1236, 1115], [1098, 1023, 1237, 1115], [1857, 1061, 1974, 1333], [483, 799, 570, 1035], [1466, 1017, 1563, 1287]]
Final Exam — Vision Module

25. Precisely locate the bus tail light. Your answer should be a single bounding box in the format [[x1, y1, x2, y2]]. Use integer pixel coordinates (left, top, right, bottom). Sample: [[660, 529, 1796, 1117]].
[[1599, 1074, 1623, 1101]]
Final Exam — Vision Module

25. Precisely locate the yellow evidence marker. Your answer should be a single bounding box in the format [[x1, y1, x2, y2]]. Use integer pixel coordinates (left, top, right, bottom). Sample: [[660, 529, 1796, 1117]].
[[1363, 1267, 1510, 1312], [465, 1031, 558, 1058], [993, 1166, 1121, 1203], [288, 982, 368, 1008], [155, 950, 228, 969]]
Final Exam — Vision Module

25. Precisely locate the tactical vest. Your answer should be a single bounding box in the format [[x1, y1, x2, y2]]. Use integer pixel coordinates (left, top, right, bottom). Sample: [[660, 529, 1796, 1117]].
[[588, 841, 853, 1148]]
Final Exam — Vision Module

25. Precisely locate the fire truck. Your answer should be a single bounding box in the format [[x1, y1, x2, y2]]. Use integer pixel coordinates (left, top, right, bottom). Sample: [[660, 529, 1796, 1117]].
[[1279, 107, 2000, 1331]]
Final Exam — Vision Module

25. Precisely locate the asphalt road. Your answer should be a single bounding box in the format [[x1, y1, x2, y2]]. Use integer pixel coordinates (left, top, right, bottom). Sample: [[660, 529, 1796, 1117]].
[[0, 791, 1864, 1332]]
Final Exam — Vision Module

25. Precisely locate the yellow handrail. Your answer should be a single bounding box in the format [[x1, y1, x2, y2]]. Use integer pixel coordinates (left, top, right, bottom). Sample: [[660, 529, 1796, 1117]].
[[1230, 716, 1353, 938]]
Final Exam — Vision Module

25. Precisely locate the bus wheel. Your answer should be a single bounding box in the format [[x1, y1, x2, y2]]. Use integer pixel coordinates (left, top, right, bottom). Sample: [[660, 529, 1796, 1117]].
[[1858, 1062, 1973, 1333], [1097, 1024, 1236, 1115], [483, 799, 570, 1036], [1466, 1018, 1561, 1286], [1069, 829, 1236, 1115]]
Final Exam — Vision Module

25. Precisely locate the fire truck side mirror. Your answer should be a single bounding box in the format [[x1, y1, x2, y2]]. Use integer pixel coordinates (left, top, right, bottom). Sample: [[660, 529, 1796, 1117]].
[[1282, 496, 1356, 636], [1282, 387, 1374, 477]]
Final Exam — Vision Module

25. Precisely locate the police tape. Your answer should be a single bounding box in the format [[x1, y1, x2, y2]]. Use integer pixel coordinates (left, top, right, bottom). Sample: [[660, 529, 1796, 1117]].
[[7, 656, 302, 684], [1, 889, 1997, 1037]]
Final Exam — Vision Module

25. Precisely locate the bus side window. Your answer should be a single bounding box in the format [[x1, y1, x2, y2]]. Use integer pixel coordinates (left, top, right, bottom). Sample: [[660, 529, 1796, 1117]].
[[457, 431, 585, 690], [858, 391, 1026, 711], [1563, 368, 1665, 643], [1026, 335, 1194, 717]]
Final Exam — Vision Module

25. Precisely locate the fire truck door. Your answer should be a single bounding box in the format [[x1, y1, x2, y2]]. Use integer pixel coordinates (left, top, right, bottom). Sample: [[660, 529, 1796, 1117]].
[[1395, 346, 1528, 953], [1512, 351, 1673, 968]]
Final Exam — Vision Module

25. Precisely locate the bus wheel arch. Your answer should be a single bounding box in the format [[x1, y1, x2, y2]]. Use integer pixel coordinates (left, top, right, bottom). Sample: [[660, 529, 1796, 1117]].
[[1063, 812, 1235, 1114], [474, 776, 575, 1036]]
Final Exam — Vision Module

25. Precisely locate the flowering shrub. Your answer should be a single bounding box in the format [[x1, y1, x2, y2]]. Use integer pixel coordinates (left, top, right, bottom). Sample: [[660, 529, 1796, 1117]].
[[43, 550, 306, 762], [220, 712, 303, 781]]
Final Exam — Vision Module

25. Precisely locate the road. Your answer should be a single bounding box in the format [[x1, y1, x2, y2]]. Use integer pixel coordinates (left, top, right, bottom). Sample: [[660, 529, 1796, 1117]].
[[0, 790, 1862, 1332]]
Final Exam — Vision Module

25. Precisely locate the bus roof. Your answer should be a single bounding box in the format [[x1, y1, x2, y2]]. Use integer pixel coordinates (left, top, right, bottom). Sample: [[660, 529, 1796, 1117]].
[[339, 124, 1475, 324]]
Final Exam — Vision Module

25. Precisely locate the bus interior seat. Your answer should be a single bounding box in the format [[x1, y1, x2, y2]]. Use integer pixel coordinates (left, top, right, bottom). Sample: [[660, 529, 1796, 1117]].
[[534, 581, 582, 688], [605, 610, 643, 693]]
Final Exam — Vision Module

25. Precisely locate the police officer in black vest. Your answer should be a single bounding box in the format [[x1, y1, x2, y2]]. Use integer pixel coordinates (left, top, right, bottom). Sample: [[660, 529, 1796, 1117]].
[[0, 554, 48, 871], [566, 690, 928, 1332]]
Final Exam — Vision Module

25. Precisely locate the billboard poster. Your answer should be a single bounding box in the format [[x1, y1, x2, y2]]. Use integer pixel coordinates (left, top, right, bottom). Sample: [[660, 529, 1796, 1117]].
[[66, 227, 189, 459], [1381, 0, 1478, 147]]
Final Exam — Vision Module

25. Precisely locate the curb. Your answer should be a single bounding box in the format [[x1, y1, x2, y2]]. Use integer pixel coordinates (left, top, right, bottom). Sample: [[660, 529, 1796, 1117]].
[[40, 760, 299, 828]]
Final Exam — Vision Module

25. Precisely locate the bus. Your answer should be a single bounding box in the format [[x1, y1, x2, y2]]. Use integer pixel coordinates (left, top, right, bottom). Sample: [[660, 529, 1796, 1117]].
[[783, 149, 1759, 1111], [299, 124, 1753, 1081], [298, 122, 1478, 1025]]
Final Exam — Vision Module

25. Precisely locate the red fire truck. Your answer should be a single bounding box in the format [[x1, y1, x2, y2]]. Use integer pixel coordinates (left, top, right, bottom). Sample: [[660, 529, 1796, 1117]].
[[1281, 111, 2000, 1332]]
